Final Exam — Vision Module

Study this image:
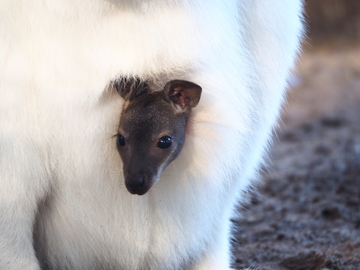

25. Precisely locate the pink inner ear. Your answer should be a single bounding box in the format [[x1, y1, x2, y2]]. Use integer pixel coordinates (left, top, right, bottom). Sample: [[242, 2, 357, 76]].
[[170, 87, 187, 108], [165, 80, 202, 109], [177, 95, 186, 108], [171, 88, 182, 96]]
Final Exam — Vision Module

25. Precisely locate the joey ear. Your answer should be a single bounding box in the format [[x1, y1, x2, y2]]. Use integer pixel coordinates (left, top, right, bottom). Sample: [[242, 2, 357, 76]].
[[163, 80, 202, 109], [113, 77, 149, 101]]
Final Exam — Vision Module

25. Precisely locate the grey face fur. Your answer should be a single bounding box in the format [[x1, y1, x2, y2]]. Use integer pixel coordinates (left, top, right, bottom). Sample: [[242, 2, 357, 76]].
[[114, 78, 202, 195]]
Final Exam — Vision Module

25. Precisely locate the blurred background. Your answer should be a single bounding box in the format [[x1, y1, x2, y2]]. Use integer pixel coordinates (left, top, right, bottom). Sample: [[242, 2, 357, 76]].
[[305, 0, 360, 45], [232, 1, 360, 269], [285, 0, 360, 126]]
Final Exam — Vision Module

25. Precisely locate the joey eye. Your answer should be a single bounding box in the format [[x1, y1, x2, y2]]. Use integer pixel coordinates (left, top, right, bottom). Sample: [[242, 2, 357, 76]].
[[157, 136, 172, 149], [116, 134, 126, 147]]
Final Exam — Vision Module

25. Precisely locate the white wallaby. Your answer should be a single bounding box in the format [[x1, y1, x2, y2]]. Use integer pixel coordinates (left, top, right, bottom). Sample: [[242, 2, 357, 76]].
[[0, 0, 304, 269]]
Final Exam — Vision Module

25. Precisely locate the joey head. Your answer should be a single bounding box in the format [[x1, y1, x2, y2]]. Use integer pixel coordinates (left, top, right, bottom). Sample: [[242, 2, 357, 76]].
[[113, 78, 202, 195]]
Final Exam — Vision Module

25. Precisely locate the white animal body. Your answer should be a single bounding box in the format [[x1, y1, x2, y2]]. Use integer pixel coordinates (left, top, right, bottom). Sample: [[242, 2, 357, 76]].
[[0, 1, 304, 269]]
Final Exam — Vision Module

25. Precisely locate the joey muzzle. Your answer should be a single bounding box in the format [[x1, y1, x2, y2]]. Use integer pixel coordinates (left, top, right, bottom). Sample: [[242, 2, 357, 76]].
[[122, 149, 170, 195], [124, 167, 158, 195]]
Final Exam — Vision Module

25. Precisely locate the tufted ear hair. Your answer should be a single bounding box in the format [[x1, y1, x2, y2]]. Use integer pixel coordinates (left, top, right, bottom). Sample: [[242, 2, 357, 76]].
[[113, 77, 149, 101], [163, 80, 202, 110]]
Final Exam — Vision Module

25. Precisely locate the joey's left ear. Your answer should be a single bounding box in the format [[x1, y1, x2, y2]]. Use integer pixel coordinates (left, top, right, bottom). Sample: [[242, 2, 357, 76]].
[[163, 80, 202, 110]]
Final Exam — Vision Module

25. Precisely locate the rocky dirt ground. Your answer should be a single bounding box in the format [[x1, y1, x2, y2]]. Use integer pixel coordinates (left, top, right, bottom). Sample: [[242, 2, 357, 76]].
[[231, 44, 360, 270]]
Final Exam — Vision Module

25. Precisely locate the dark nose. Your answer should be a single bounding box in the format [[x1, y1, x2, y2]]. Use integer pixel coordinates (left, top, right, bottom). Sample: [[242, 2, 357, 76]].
[[125, 176, 144, 195]]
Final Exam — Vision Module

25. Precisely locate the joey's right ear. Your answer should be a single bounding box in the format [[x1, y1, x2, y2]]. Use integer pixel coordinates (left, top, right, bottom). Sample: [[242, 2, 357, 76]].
[[112, 77, 149, 101]]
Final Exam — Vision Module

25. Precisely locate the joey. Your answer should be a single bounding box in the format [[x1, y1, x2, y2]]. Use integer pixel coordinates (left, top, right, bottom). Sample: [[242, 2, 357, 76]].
[[114, 78, 202, 195]]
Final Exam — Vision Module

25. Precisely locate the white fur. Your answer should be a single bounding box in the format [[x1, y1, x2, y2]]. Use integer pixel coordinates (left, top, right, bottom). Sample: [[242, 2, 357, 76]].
[[0, 0, 304, 269]]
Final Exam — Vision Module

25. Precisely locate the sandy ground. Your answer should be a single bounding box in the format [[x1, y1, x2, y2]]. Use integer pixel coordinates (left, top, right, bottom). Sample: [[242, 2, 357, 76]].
[[231, 45, 360, 270]]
